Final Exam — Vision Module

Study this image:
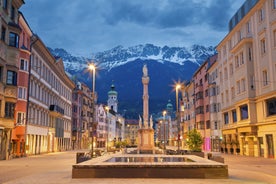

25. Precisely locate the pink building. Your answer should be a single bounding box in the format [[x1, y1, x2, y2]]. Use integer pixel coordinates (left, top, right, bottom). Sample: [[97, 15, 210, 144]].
[[192, 55, 217, 151]]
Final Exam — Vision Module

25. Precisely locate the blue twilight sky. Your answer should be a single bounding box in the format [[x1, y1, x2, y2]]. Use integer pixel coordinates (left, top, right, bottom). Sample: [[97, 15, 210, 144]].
[[20, 0, 245, 57]]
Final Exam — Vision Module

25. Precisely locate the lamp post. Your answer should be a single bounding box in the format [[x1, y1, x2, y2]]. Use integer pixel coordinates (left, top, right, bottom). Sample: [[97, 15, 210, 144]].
[[105, 106, 109, 153], [175, 83, 181, 153], [88, 63, 96, 158], [163, 110, 167, 154]]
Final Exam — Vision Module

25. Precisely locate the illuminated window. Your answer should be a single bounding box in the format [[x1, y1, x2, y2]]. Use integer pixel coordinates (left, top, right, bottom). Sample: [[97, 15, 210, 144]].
[[266, 98, 276, 116], [240, 105, 248, 120]]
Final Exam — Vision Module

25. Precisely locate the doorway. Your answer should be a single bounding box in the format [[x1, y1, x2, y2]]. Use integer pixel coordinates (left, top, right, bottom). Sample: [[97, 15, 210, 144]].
[[266, 134, 274, 158]]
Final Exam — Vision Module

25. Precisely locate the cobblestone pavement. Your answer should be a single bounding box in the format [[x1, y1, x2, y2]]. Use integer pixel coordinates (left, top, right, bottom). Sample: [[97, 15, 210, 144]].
[[0, 150, 276, 184]]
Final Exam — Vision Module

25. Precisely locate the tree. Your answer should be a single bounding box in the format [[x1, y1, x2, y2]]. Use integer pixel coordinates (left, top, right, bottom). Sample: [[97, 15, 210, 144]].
[[186, 129, 203, 152]]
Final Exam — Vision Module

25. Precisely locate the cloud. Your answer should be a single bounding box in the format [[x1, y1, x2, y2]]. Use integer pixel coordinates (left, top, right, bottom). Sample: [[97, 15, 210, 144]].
[[20, 0, 245, 56]]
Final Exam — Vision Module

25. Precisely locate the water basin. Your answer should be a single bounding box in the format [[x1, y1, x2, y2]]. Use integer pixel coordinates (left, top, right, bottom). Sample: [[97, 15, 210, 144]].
[[105, 156, 194, 163]]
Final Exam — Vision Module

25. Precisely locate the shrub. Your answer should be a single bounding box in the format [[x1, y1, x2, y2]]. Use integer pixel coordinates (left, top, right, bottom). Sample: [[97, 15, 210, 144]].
[[186, 129, 203, 152]]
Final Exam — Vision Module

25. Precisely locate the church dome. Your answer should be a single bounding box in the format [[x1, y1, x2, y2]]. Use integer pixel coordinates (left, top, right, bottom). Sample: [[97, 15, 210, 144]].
[[108, 84, 118, 96], [166, 100, 173, 109]]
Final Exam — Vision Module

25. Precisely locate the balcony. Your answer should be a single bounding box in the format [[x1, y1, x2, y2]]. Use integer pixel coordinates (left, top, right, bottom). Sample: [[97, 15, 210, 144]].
[[231, 36, 253, 54], [49, 105, 64, 117]]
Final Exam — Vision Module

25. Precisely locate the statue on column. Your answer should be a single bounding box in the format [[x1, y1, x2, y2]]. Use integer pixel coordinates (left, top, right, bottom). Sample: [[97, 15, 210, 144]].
[[139, 115, 142, 128], [143, 64, 148, 77], [150, 115, 153, 128]]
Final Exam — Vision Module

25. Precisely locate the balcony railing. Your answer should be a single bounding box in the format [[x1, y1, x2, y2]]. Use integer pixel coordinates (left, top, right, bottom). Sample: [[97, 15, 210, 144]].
[[49, 105, 64, 117]]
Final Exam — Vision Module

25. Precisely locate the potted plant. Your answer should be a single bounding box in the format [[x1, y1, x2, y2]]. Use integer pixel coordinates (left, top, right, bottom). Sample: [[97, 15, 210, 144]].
[[186, 129, 204, 157]]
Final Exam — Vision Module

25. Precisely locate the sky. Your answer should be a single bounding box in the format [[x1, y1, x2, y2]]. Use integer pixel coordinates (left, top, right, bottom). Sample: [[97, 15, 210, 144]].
[[20, 0, 245, 57]]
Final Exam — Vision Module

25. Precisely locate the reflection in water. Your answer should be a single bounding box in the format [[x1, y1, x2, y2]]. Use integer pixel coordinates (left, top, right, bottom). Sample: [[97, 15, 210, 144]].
[[105, 157, 194, 163]]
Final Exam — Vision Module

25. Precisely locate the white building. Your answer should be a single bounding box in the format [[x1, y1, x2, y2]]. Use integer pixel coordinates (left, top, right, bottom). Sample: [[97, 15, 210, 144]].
[[26, 35, 74, 155]]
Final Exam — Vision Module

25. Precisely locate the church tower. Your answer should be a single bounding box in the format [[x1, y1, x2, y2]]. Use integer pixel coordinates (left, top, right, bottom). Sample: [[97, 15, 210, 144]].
[[107, 83, 118, 112]]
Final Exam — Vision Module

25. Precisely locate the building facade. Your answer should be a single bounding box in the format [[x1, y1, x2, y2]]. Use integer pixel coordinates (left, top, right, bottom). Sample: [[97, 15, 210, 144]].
[[11, 12, 32, 158], [207, 55, 223, 152], [71, 82, 93, 150], [0, 0, 25, 160], [26, 35, 74, 155], [125, 119, 139, 146], [182, 81, 196, 149], [216, 0, 276, 158]]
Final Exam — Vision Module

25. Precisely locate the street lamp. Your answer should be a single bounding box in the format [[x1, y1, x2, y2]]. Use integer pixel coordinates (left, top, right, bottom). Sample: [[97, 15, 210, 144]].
[[105, 106, 110, 153], [88, 63, 96, 158], [175, 83, 181, 153], [163, 110, 167, 154]]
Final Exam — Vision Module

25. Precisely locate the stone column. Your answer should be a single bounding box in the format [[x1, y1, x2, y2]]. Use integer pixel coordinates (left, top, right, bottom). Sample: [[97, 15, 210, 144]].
[[142, 64, 150, 128]]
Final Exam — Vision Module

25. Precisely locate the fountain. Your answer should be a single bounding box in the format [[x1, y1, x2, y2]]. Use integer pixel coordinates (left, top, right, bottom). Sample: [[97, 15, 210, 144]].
[[72, 65, 228, 179]]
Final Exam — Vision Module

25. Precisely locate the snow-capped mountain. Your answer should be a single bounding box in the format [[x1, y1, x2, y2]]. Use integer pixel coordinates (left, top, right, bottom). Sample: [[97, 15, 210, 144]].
[[49, 44, 215, 72], [48, 44, 216, 118]]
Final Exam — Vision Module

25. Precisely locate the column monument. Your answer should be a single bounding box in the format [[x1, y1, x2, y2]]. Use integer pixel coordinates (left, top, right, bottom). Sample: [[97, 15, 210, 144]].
[[137, 64, 155, 153]]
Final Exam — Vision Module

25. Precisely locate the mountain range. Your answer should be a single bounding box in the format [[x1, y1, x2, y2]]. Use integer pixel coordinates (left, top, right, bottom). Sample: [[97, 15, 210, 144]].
[[48, 44, 216, 118]]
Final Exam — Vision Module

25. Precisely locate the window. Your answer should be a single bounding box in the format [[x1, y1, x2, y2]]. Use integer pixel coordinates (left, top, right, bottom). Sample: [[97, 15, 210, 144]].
[[212, 103, 217, 113], [232, 110, 237, 123], [230, 63, 233, 75], [246, 21, 251, 33], [214, 122, 218, 130], [206, 121, 210, 129], [273, 0, 276, 9], [266, 98, 276, 116], [206, 105, 209, 112], [5, 102, 15, 118], [20, 59, 28, 71], [261, 39, 266, 54], [248, 47, 252, 61], [3, 0, 7, 9], [240, 52, 244, 65], [240, 105, 248, 120], [235, 56, 239, 68], [11, 6, 15, 21], [1, 26, 6, 41], [263, 70, 268, 86], [259, 8, 264, 22], [6, 70, 17, 85], [237, 80, 240, 94], [9, 32, 19, 47], [17, 112, 25, 125], [241, 78, 246, 92], [18, 87, 27, 99], [224, 112, 229, 124]]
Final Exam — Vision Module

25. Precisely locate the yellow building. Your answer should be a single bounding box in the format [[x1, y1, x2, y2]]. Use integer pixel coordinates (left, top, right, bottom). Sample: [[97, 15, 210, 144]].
[[216, 0, 276, 158]]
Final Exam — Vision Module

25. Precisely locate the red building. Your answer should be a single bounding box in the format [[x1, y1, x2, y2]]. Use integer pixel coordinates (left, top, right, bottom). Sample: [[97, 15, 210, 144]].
[[11, 13, 32, 157]]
